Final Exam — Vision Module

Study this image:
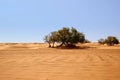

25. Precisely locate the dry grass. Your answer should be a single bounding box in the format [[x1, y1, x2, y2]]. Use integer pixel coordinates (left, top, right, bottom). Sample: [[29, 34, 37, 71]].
[[0, 43, 120, 80]]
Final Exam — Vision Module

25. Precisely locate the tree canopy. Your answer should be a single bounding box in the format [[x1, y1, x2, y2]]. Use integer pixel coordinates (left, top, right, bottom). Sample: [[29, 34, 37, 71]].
[[105, 36, 119, 46], [98, 36, 119, 46], [44, 27, 85, 48]]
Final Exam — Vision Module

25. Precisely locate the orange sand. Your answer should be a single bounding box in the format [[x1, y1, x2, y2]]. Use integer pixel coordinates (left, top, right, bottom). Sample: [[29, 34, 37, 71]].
[[0, 43, 120, 80]]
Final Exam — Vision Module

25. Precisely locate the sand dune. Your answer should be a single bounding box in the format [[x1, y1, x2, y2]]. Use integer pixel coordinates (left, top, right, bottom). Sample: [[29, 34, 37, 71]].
[[0, 43, 120, 80]]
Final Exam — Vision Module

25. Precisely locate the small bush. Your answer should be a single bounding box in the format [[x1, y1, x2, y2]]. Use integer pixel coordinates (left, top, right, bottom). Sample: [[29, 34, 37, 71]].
[[98, 38, 105, 44]]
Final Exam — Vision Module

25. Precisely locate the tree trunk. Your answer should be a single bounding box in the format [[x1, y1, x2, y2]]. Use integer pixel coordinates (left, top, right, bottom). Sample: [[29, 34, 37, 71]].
[[48, 43, 51, 47], [52, 42, 55, 47], [59, 42, 64, 47]]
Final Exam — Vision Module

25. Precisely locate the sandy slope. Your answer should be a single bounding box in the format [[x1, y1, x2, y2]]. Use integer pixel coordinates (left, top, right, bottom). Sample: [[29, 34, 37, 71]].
[[0, 43, 120, 80]]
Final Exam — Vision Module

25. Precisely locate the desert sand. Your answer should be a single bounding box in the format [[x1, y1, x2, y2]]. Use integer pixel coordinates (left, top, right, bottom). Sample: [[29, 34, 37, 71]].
[[0, 43, 120, 80]]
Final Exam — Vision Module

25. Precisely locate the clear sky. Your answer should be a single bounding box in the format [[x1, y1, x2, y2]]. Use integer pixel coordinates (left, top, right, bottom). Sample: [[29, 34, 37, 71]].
[[0, 0, 120, 43]]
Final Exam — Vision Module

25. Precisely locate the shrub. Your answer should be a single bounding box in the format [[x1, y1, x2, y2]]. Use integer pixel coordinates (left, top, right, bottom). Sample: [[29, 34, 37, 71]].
[[98, 38, 105, 44]]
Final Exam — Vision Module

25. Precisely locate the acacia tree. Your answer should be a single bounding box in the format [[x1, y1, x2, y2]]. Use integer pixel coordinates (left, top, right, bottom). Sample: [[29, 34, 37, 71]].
[[105, 36, 119, 46], [44, 27, 85, 48]]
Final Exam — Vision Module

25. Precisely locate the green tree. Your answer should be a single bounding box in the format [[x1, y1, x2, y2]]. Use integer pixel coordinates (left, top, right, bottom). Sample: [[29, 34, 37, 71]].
[[44, 27, 85, 48], [105, 36, 119, 46]]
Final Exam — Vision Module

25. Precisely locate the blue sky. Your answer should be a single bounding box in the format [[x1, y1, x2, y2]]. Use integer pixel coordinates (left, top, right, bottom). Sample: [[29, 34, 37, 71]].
[[0, 0, 120, 42]]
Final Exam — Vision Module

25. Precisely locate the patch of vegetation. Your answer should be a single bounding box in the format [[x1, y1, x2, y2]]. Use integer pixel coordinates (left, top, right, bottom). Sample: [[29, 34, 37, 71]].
[[98, 36, 119, 46], [44, 27, 85, 48], [98, 38, 105, 44], [84, 39, 91, 43], [105, 36, 119, 46]]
